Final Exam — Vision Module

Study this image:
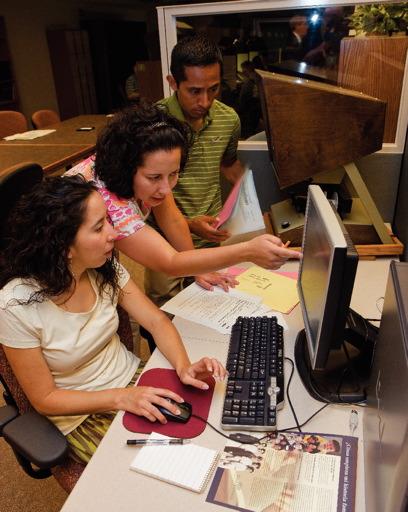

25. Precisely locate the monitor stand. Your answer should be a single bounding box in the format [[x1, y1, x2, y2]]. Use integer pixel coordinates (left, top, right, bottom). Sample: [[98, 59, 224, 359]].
[[294, 309, 378, 403], [269, 163, 394, 248]]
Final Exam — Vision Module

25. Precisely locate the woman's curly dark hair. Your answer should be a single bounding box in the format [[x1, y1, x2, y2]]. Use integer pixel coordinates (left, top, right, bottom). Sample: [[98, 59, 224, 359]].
[[0, 175, 119, 304], [94, 102, 191, 199]]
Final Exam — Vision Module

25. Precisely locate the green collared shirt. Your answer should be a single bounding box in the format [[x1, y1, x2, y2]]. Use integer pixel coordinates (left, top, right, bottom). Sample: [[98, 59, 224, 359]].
[[157, 93, 240, 248]]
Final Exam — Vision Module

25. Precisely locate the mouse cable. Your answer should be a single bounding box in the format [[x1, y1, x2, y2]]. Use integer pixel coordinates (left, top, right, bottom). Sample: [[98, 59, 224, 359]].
[[283, 356, 302, 433], [191, 357, 304, 444], [191, 413, 241, 443]]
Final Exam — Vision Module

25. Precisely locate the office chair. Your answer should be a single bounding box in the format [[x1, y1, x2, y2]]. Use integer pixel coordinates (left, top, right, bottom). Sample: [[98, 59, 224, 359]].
[[0, 164, 135, 493], [0, 110, 28, 139], [31, 109, 60, 129], [0, 162, 43, 252]]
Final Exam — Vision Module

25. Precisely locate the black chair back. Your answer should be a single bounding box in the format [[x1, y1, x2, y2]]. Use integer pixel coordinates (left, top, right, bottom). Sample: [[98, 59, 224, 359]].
[[0, 163, 43, 251]]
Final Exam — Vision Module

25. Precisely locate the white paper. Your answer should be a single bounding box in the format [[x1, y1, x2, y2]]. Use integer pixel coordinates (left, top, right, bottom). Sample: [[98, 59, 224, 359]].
[[161, 283, 262, 334], [3, 129, 56, 140], [172, 316, 230, 344], [221, 169, 265, 236], [130, 433, 219, 493], [172, 307, 287, 340]]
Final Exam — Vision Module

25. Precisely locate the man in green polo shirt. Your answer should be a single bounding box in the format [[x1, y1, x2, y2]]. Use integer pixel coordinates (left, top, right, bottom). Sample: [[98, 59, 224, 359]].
[[144, 35, 245, 313], [160, 35, 243, 249]]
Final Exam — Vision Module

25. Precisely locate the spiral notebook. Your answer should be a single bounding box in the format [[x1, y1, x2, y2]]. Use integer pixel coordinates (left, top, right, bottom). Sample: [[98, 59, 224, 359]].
[[129, 433, 219, 493]]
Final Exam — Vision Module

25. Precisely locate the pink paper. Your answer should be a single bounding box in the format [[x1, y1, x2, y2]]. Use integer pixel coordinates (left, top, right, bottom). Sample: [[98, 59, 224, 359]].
[[214, 175, 243, 229], [225, 266, 247, 276], [275, 271, 298, 280]]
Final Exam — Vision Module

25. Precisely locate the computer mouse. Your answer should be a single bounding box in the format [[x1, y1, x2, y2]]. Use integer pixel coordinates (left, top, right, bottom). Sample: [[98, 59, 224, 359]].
[[156, 398, 192, 423]]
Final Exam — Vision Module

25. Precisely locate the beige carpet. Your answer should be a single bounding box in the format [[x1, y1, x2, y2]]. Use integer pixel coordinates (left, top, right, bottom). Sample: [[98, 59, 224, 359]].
[[0, 257, 148, 511]]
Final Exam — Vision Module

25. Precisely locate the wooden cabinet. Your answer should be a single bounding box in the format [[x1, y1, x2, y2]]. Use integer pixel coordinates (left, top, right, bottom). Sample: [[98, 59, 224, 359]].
[[47, 29, 97, 119], [0, 16, 19, 111], [338, 36, 408, 144]]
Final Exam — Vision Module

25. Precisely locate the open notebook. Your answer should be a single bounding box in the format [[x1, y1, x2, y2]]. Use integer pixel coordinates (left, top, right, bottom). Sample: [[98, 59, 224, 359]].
[[129, 433, 219, 493]]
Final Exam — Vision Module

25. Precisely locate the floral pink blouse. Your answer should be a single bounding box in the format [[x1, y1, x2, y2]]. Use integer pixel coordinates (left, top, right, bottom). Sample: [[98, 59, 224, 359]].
[[66, 156, 150, 240]]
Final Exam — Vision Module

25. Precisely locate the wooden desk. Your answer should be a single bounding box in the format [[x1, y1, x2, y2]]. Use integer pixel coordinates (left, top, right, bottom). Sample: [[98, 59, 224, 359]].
[[0, 115, 107, 177], [60, 258, 393, 512], [0, 115, 107, 147], [0, 144, 93, 178]]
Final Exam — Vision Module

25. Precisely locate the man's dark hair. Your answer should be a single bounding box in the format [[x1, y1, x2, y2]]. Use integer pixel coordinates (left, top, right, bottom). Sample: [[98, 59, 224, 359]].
[[94, 102, 191, 199], [170, 34, 223, 84]]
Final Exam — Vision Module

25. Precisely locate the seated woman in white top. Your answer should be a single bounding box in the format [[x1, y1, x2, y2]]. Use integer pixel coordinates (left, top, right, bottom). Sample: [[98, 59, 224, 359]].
[[0, 176, 226, 464], [66, 104, 300, 293]]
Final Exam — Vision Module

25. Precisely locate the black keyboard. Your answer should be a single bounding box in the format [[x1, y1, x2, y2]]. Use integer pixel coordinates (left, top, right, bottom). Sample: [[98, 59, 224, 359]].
[[221, 316, 284, 431]]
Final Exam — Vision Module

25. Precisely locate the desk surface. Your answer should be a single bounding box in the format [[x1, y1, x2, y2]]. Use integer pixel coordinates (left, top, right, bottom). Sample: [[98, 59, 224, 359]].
[[0, 115, 107, 177], [0, 115, 107, 147], [60, 258, 392, 512], [0, 144, 93, 178]]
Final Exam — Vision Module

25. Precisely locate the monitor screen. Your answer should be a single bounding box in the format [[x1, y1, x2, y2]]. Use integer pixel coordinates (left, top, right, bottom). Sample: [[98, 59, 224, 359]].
[[297, 185, 358, 369]]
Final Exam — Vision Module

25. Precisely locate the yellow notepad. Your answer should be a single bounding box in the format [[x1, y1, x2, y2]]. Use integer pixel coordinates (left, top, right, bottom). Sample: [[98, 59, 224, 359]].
[[129, 434, 219, 493], [235, 265, 299, 313]]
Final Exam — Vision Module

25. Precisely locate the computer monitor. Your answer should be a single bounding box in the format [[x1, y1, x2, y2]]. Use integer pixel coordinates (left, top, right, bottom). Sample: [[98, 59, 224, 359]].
[[295, 185, 377, 403], [364, 261, 408, 512]]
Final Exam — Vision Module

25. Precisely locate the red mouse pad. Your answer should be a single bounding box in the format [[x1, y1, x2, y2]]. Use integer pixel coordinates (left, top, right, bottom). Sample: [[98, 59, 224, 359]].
[[122, 368, 215, 438]]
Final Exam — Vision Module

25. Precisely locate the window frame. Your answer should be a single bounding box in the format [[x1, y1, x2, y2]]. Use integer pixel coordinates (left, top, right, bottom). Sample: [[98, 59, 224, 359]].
[[157, 0, 408, 154]]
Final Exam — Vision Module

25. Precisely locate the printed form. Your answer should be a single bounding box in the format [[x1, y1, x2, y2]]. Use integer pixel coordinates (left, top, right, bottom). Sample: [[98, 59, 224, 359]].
[[162, 283, 287, 335]]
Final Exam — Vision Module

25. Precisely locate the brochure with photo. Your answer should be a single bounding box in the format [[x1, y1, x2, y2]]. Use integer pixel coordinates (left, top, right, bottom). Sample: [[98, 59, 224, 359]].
[[206, 431, 357, 512]]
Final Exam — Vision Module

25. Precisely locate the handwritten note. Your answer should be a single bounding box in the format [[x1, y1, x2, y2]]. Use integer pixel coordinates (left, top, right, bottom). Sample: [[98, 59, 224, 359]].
[[235, 266, 299, 314]]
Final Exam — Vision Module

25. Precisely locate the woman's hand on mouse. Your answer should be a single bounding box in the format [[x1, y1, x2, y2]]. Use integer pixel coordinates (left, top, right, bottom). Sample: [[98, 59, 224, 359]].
[[117, 386, 184, 424], [177, 357, 227, 390]]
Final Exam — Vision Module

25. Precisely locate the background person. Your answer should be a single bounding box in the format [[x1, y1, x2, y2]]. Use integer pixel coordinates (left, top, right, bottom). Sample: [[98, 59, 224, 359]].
[[0, 176, 226, 464], [283, 15, 309, 61], [125, 61, 141, 103]]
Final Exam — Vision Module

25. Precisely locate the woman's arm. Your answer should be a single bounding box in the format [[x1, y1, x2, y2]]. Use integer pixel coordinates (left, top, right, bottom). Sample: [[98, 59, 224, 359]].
[[2, 344, 187, 423], [152, 193, 238, 291], [119, 278, 226, 386], [151, 193, 194, 252], [116, 226, 300, 277]]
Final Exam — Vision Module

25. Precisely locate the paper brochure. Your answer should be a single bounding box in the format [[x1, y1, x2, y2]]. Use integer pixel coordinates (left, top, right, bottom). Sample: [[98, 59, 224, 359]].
[[216, 169, 265, 243], [207, 432, 358, 512]]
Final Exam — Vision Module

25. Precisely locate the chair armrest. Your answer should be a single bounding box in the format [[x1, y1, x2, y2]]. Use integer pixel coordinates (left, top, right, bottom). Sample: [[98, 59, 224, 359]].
[[3, 410, 69, 469], [0, 404, 19, 434]]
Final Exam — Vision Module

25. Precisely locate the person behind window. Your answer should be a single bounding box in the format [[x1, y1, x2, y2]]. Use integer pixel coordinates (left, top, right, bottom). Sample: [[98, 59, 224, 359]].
[[238, 60, 262, 138], [125, 61, 140, 103], [283, 15, 310, 61]]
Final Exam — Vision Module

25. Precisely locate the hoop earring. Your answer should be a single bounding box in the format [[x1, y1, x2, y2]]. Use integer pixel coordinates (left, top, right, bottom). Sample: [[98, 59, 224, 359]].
[[68, 257, 76, 280]]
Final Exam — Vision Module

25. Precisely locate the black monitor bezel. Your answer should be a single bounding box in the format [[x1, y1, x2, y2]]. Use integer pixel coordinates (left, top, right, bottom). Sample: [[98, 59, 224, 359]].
[[297, 185, 358, 369]]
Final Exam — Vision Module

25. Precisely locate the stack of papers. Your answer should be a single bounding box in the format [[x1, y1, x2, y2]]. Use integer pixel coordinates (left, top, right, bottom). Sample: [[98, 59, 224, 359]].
[[216, 168, 265, 244], [161, 283, 288, 335]]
